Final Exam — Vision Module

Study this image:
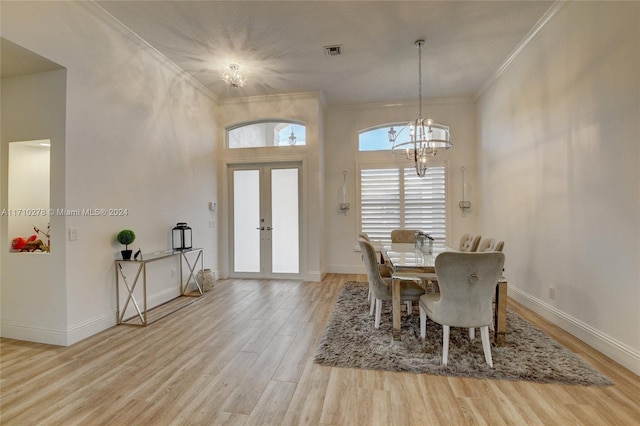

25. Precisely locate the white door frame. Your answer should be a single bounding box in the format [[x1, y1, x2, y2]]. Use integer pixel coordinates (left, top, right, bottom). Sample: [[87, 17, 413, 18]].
[[227, 161, 303, 279]]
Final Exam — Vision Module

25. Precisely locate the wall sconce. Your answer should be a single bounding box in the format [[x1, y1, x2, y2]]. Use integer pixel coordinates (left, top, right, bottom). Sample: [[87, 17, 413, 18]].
[[459, 167, 471, 216], [339, 171, 350, 215]]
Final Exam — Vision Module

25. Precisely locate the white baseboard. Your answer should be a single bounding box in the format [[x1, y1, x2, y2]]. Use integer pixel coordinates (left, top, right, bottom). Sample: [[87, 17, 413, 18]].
[[330, 265, 365, 274], [1, 320, 68, 346], [66, 311, 117, 345], [306, 271, 322, 282], [509, 286, 640, 376], [1, 288, 183, 347]]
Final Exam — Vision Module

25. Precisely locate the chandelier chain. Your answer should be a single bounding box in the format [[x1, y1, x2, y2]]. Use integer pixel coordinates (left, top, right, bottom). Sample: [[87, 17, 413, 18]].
[[417, 40, 423, 119]]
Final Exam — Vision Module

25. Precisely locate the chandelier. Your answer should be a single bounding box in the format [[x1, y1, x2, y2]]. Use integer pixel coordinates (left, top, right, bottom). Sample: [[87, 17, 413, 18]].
[[219, 64, 246, 88], [389, 40, 452, 177], [288, 124, 297, 145]]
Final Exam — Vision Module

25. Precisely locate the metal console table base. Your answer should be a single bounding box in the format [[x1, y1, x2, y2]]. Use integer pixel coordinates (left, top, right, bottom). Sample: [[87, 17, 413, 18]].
[[115, 248, 204, 326]]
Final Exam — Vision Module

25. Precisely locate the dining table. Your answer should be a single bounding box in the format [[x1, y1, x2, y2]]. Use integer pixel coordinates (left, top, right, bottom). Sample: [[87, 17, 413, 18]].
[[381, 242, 508, 345]]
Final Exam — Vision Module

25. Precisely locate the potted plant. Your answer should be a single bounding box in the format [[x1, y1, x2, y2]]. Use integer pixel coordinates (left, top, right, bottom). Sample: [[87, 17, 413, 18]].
[[117, 229, 136, 260]]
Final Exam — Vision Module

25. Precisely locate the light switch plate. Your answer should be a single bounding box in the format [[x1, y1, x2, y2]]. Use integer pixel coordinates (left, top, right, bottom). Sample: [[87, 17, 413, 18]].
[[69, 227, 78, 241]]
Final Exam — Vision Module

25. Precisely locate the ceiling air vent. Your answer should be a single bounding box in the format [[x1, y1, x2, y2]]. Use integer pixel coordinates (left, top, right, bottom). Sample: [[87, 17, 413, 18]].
[[324, 45, 343, 57]]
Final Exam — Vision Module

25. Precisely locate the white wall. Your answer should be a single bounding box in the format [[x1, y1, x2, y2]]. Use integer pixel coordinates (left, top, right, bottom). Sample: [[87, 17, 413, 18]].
[[477, 2, 640, 373], [1, 69, 67, 344], [217, 92, 324, 281], [1, 2, 218, 344], [324, 99, 478, 273]]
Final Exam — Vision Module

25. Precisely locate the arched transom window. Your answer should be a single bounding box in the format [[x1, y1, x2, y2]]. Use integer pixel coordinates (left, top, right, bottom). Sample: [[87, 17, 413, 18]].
[[228, 120, 306, 148]]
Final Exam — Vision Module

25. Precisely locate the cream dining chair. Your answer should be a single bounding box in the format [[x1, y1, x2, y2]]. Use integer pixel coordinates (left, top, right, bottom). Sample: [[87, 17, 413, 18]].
[[478, 237, 504, 252], [390, 228, 436, 309], [359, 232, 393, 312], [459, 234, 481, 252], [391, 229, 440, 297], [359, 238, 425, 328], [419, 251, 505, 367], [390, 229, 420, 243]]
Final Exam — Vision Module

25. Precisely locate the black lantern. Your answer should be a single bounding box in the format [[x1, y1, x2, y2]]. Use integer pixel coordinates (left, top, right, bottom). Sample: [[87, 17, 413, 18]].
[[172, 222, 192, 250]]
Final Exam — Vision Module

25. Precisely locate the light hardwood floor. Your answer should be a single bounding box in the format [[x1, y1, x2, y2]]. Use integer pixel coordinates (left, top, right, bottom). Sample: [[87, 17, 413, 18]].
[[1, 274, 639, 425]]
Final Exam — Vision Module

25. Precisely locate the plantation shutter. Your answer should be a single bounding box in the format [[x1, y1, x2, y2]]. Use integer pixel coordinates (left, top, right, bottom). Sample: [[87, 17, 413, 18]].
[[404, 167, 446, 242], [360, 169, 401, 242], [360, 166, 446, 244]]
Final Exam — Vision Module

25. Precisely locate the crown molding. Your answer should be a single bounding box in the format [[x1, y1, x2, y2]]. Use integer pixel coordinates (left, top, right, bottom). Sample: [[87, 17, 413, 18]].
[[474, 1, 566, 101], [329, 96, 474, 112], [221, 91, 325, 106], [84, 1, 219, 103]]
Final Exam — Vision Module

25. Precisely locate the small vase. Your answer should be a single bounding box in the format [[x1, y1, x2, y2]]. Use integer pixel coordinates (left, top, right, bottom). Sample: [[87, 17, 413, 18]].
[[196, 268, 215, 291], [121, 249, 132, 260]]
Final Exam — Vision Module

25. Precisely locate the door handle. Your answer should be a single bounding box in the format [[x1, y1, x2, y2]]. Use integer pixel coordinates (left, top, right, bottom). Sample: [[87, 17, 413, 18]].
[[266, 226, 273, 231], [256, 227, 265, 230]]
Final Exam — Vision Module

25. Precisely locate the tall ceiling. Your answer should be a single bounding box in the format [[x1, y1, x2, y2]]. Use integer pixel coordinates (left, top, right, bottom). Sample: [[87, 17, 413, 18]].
[[97, 1, 554, 105]]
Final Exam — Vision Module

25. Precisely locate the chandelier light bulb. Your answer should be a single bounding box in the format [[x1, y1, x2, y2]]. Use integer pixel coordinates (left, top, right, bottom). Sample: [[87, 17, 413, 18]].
[[220, 63, 247, 88]]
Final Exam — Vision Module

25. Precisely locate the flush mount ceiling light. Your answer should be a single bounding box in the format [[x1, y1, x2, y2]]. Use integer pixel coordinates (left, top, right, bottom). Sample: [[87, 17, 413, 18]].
[[219, 63, 246, 88], [388, 40, 453, 177]]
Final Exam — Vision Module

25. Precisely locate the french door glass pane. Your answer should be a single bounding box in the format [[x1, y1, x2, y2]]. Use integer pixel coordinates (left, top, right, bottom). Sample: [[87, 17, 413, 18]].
[[271, 168, 299, 273], [233, 170, 260, 272]]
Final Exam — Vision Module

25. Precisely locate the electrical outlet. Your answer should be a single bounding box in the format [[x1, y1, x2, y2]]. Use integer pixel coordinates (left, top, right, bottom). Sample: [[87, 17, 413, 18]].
[[549, 287, 555, 299], [69, 227, 78, 241]]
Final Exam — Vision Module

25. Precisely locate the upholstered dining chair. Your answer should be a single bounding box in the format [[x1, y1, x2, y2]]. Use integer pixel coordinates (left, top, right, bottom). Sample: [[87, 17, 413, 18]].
[[391, 229, 420, 243], [359, 238, 425, 328], [478, 238, 504, 252], [359, 231, 393, 275], [390, 228, 440, 296], [390, 228, 439, 301], [358, 232, 371, 241], [459, 234, 481, 252], [358, 232, 393, 310], [419, 251, 505, 367]]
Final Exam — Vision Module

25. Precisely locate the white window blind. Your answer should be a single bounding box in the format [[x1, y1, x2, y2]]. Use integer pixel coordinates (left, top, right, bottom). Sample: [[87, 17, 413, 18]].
[[360, 166, 446, 244]]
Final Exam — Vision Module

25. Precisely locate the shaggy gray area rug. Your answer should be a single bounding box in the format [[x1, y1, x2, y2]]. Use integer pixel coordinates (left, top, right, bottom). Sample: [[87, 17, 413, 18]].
[[314, 281, 613, 386]]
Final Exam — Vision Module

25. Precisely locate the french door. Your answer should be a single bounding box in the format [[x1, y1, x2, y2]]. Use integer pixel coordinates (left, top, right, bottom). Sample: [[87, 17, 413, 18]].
[[230, 163, 300, 278]]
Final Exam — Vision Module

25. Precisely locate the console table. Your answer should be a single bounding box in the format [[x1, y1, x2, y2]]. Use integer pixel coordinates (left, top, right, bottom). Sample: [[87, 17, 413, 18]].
[[115, 248, 204, 326]]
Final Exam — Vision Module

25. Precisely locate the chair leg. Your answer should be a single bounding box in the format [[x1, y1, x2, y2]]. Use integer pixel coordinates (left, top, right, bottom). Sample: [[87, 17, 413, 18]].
[[406, 301, 412, 314], [369, 292, 375, 316], [442, 325, 450, 366], [469, 327, 475, 340], [374, 299, 382, 329], [419, 306, 426, 339], [480, 326, 493, 368]]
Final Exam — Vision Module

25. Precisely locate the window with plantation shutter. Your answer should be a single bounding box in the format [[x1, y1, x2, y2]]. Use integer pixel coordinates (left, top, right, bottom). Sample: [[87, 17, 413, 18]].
[[360, 166, 446, 244], [360, 169, 401, 241], [403, 167, 446, 241]]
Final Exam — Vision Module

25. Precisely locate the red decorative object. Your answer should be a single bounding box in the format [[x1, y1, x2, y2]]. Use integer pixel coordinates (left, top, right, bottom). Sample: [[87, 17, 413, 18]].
[[11, 231, 48, 252], [11, 234, 37, 251]]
